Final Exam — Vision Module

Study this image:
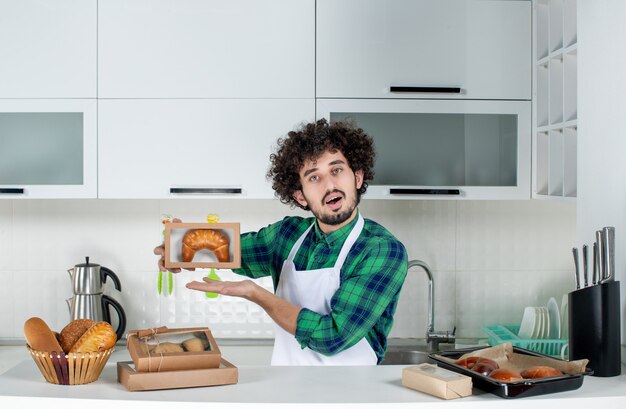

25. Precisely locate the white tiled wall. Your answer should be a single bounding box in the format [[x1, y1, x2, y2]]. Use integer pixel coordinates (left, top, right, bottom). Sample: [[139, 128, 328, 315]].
[[0, 198, 576, 341]]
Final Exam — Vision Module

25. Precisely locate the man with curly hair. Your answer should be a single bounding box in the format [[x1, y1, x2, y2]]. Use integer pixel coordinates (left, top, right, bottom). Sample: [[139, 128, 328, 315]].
[[157, 119, 407, 365]]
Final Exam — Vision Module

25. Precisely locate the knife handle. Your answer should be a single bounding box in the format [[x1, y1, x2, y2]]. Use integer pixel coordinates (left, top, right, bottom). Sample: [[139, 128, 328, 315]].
[[582, 244, 589, 287], [572, 247, 580, 290], [596, 230, 605, 281], [603, 227, 615, 282], [593, 243, 599, 285]]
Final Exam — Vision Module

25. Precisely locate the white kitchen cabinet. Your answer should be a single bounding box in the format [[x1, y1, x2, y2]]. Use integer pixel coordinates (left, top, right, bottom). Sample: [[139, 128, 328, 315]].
[[317, 98, 531, 200], [0, 99, 97, 198], [98, 0, 314, 99], [98, 99, 315, 199], [316, 0, 531, 100], [532, 0, 577, 200], [0, 0, 97, 98]]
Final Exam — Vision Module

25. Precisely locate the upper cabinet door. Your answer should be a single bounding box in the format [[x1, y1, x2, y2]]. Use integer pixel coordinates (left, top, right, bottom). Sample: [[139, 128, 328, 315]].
[[317, 98, 531, 200], [0, 0, 97, 98], [98, 0, 315, 98], [0, 99, 97, 198], [98, 99, 315, 199], [317, 0, 531, 100]]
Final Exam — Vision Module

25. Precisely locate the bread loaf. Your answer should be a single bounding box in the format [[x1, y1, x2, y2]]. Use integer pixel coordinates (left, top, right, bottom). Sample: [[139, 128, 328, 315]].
[[24, 317, 63, 353], [151, 342, 184, 354], [489, 368, 524, 383], [69, 321, 117, 353], [181, 229, 229, 262], [471, 358, 499, 376], [520, 366, 562, 379], [182, 337, 206, 352], [455, 356, 480, 369], [59, 319, 95, 353]]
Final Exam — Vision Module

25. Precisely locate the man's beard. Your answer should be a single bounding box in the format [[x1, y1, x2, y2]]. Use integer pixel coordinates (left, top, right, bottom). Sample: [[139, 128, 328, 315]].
[[307, 188, 360, 226], [317, 206, 354, 226]]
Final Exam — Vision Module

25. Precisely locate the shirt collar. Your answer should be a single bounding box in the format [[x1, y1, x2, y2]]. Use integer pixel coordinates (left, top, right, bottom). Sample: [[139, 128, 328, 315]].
[[313, 210, 360, 246]]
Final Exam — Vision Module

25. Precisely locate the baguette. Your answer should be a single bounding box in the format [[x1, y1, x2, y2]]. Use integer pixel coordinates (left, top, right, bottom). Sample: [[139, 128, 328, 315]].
[[24, 317, 63, 353]]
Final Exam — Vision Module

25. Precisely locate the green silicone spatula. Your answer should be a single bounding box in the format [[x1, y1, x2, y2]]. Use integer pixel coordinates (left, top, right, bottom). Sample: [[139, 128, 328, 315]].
[[205, 268, 220, 299]]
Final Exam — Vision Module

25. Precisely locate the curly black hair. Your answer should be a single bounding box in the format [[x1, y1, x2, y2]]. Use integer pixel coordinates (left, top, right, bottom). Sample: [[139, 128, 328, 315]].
[[267, 118, 375, 210]]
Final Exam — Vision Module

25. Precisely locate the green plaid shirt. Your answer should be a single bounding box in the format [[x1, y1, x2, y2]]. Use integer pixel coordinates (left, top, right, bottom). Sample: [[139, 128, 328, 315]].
[[233, 211, 408, 364]]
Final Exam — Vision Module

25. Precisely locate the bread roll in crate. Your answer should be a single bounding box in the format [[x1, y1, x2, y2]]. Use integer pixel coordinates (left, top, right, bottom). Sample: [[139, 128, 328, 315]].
[[24, 317, 116, 385], [126, 326, 221, 372], [164, 222, 241, 269]]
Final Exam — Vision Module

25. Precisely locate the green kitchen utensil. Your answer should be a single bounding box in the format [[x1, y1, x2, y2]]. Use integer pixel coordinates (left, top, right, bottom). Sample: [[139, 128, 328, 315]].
[[158, 213, 174, 296], [204, 213, 221, 298], [205, 268, 220, 299]]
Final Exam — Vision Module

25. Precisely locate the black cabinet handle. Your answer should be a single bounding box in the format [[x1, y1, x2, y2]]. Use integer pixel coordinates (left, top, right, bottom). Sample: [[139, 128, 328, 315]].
[[390, 188, 460, 195], [390, 86, 461, 94], [0, 188, 24, 194], [170, 187, 242, 195]]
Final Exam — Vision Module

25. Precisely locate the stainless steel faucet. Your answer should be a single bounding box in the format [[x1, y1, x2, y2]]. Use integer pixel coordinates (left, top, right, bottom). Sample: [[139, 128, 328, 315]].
[[407, 259, 456, 351]]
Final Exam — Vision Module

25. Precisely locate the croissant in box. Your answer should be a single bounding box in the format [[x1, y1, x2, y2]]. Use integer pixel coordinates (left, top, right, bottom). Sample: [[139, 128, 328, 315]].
[[181, 229, 230, 262]]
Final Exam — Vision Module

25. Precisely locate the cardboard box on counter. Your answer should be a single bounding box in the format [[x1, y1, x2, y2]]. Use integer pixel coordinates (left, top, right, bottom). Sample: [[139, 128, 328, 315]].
[[164, 222, 241, 269], [402, 363, 473, 400], [117, 359, 238, 391], [127, 326, 221, 372]]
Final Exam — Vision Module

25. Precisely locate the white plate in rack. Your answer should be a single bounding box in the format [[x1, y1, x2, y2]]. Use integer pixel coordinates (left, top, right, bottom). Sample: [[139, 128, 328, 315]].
[[518, 307, 537, 339], [537, 307, 549, 339], [560, 294, 568, 339], [532, 307, 543, 338], [547, 297, 561, 339], [543, 306, 551, 339]]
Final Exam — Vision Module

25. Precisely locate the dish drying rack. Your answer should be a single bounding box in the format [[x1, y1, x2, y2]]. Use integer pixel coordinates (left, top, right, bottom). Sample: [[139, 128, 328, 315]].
[[482, 325, 568, 357]]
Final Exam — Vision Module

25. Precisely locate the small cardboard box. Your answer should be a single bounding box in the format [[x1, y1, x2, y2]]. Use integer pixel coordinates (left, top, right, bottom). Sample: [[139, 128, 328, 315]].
[[127, 327, 221, 372], [117, 358, 238, 391], [164, 222, 241, 269], [402, 363, 473, 400]]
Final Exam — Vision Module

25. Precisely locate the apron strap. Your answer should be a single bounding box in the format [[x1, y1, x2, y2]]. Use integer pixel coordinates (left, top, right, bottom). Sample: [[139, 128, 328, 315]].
[[287, 223, 315, 262], [287, 213, 365, 268], [333, 213, 364, 269]]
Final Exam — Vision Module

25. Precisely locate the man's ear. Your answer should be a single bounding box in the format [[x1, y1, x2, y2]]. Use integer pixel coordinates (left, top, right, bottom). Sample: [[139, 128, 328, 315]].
[[293, 190, 308, 208], [355, 169, 364, 189]]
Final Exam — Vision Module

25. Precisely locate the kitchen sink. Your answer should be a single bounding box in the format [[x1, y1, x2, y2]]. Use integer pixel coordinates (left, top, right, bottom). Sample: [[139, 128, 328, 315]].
[[380, 348, 432, 365], [380, 340, 464, 365]]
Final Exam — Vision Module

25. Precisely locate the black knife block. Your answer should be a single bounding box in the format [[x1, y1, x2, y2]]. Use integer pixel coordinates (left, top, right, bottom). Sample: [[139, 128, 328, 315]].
[[568, 280, 621, 377]]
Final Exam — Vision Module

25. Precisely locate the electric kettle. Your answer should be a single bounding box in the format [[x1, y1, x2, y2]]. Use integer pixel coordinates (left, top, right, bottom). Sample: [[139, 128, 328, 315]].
[[66, 257, 127, 340]]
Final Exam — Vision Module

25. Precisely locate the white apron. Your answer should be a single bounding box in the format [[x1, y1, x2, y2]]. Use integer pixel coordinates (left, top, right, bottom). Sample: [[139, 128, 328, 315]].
[[271, 214, 377, 365]]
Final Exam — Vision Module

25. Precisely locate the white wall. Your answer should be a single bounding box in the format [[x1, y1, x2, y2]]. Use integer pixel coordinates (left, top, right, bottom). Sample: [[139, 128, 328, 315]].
[[578, 1, 626, 354], [0, 198, 575, 341]]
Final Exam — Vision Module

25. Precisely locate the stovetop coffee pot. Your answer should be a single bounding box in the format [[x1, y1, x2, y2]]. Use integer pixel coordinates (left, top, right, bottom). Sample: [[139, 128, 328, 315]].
[[66, 257, 126, 340]]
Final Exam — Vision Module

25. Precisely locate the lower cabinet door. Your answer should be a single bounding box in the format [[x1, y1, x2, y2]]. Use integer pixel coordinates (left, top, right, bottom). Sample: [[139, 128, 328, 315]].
[[97, 99, 315, 199]]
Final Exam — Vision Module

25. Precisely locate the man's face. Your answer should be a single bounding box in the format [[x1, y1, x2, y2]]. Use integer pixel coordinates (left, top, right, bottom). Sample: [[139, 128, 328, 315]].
[[293, 150, 363, 233]]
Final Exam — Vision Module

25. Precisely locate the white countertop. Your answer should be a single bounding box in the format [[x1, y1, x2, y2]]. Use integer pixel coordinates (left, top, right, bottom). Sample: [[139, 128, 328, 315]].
[[1, 346, 626, 408]]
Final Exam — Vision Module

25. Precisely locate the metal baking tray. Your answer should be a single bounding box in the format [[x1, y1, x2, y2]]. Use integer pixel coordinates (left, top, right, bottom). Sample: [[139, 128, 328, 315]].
[[429, 346, 593, 399]]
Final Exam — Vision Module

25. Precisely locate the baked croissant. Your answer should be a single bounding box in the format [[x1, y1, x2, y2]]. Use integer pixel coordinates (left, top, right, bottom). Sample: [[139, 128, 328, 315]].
[[181, 229, 230, 262]]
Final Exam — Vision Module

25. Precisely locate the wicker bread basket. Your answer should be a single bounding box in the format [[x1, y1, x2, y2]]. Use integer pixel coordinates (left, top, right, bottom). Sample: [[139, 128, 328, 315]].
[[27, 346, 114, 385]]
